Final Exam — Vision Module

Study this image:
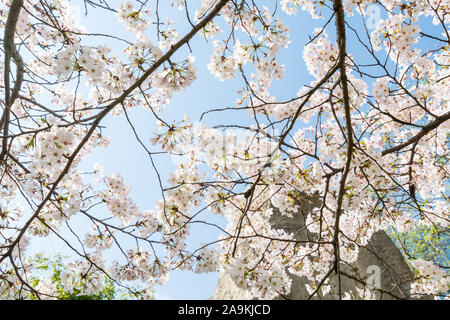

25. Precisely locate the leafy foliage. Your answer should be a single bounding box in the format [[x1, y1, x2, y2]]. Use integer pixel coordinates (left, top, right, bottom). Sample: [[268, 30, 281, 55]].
[[27, 253, 144, 300]]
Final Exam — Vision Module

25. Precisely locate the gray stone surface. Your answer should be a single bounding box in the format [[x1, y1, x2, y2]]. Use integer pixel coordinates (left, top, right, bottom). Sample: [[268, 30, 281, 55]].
[[212, 193, 418, 300]]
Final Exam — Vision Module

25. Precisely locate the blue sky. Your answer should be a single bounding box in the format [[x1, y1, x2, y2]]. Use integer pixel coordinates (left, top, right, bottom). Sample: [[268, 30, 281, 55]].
[[26, 0, 398, 299]]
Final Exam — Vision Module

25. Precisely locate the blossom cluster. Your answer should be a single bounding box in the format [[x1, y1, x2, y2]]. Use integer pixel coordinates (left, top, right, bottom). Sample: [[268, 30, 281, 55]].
[[0, 0, 448, 301]]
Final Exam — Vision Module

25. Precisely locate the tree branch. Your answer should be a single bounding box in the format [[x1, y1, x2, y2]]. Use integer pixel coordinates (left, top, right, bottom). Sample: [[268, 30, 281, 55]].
[[381, 111, 450, 155], [0, 0, 24, 164], [0, 0, 232, 265]]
